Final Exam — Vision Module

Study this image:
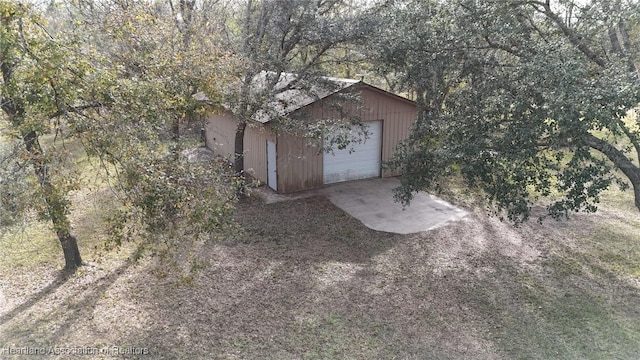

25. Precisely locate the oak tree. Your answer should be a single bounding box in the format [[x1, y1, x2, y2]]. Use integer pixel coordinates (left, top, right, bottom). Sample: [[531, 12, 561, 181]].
[[223, 0, 372, 178], [375, 0, 640, 221], [1, 1, 86, 269], [1, 0, 238, 271]]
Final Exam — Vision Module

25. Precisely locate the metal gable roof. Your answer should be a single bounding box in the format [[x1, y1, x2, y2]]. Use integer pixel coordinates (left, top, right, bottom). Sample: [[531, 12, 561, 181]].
[[194, 71, 416, 124], [251, 72, 360, 124]]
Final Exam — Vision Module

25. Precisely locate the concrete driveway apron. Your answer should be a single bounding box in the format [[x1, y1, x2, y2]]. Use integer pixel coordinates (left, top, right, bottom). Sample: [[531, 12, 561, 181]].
[[324, 177, 468, 234]]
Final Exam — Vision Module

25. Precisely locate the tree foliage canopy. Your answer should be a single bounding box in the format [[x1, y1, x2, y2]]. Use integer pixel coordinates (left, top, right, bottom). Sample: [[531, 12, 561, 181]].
[[1, 0, 239, 270], [374, 0, 640, 221], [4, 0, 640, 274], [223, 0, 373, 175]]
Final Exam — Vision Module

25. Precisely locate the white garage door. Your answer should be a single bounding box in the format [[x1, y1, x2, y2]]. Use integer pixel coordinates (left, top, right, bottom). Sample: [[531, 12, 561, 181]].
[[323, 121, 382, 184]]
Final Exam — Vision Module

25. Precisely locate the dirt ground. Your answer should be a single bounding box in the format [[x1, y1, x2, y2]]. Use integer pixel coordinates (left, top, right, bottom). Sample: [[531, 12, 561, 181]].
[[1, 194, 640, 359]]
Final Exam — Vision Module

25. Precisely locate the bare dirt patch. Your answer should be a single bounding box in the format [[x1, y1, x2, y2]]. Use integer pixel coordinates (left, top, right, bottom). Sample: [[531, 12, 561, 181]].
[[1, 194, 640, 359]]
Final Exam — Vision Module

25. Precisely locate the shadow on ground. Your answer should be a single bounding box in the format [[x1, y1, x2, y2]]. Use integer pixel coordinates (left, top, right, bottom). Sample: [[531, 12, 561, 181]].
[[1, 262, 132, 351], [1, 196, 640, 359], [0, 272, 69, 327]]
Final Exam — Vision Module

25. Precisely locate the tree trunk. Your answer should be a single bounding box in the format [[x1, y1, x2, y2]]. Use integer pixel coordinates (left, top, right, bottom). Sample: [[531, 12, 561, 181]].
[[617, 22, 639, 75], [59, 232, 83, 270], [632, 181, 640, 212], [619, 169, 640, 211], [233, 120, 248, 197], [584, 134, 640, 211], [609, 22, 638, 77], [234, 120, 247, 175], [171, 116, 181, 160], [608, 26, 623, 55], [23, 130, 83, 270]]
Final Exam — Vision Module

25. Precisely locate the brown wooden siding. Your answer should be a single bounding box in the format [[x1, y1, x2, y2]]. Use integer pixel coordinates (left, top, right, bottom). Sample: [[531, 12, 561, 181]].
[[358, 88, 416, 177], [276, 132, 323, 193], [204, 84, 416, 194], [277, 86, 416, 192], [204, 111, 274, 184], [244, 123, 274, 183], [205, 112, 236, 157]]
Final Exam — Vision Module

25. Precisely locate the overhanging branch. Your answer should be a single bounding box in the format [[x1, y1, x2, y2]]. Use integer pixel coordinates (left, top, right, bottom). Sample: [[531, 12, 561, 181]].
[[537, 2, 608, 68], [48, 103, 103, 119], [582, 133, 640, 178]]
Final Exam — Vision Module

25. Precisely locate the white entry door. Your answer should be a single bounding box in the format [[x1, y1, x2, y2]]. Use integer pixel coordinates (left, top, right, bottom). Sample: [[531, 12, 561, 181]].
[[323, 121, 382, 184], [267, 140, 277, 191]]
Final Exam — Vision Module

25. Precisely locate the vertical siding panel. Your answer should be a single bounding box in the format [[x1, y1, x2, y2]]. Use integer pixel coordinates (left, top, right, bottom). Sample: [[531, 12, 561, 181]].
[[358, 88, 416, 178], [277, 132, 322, 193], [205, 111, 273, 184], [243, 123, 271, 184], [205, 85, 416, 193], [205, 111, 237, 159]]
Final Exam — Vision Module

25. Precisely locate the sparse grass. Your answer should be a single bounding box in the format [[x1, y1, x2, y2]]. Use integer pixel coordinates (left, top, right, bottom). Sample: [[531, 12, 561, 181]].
[[0, 219, 61, 271], [1, 132, 128, 272], [2, 140, 640, 358], [493, 185, 640, 359]]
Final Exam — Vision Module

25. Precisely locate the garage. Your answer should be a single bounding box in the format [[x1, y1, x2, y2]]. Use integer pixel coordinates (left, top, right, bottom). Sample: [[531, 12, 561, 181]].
[[205, 76, 416, 194], [323, 120, 382, 184]]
